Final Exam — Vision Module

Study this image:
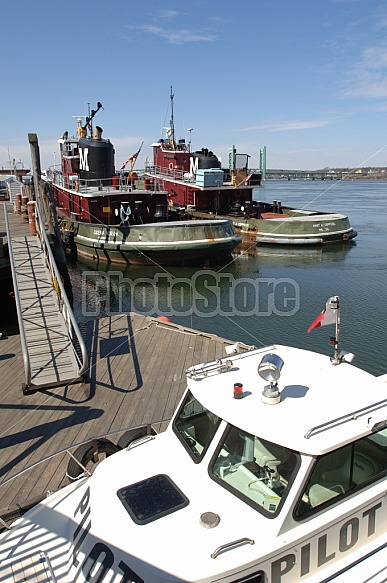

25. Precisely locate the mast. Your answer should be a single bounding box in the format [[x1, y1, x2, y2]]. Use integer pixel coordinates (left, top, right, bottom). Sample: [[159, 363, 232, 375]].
[[82, 102, 103, 136], [87, 103, 92, 136], [169, 85, 175, 148]]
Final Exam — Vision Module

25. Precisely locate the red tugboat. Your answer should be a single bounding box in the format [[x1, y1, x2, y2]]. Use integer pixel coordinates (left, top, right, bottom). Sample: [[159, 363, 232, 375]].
[[49, 103, 241, 266], [144, 87, 261, 219], [145, 89, 357, 246]]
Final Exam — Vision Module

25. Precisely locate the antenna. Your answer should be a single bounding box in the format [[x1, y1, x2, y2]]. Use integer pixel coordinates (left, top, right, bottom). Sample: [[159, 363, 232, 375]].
[[82, 102, 104, 134], [329, 296, 341, 365], [187, 128, 193, 152]]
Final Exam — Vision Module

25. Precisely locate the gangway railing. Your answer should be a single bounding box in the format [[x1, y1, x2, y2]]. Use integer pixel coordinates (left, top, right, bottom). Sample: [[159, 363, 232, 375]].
[[34, 202, 89, 381], [4, 201, 88, 393]]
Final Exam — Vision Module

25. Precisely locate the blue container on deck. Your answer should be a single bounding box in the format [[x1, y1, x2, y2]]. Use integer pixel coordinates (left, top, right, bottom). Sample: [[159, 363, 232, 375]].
[[195, 168, 224, 187]]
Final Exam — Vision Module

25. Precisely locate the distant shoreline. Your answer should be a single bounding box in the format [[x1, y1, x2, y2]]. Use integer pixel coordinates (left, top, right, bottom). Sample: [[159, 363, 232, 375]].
[[265, 175, 387, 180], [265, 168, 387, 180]]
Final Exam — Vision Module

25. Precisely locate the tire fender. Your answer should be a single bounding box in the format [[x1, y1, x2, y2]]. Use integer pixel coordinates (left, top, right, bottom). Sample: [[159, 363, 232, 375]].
[[67, 438, 120, 480]]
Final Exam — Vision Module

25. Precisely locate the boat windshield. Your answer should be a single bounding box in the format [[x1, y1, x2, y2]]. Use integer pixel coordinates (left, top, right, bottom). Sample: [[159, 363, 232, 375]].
[[295, 427, 387, 519], [210, 425, 299, 516], [173, 391, 221, 462]]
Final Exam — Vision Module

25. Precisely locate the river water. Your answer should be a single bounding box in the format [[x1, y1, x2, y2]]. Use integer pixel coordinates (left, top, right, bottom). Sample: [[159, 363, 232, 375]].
[[69, 179, 387, 376]]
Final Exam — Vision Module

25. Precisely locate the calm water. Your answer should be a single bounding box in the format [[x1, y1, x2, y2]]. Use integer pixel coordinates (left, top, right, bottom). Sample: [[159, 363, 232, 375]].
[[69, 180, 387, 376]]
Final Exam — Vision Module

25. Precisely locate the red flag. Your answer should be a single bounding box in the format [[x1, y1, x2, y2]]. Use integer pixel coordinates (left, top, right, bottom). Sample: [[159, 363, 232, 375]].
[[307, 296, 339, 333]]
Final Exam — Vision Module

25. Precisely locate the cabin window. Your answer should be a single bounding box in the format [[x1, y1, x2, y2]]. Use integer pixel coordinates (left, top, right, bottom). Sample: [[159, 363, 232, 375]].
[[210, 425, 299, 516], [173, 391, 220, 462], [295, 428, 387, 519]]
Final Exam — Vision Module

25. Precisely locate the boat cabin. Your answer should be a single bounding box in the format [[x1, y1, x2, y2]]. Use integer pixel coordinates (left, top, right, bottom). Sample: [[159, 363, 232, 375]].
[[1, 343, 387, 582]]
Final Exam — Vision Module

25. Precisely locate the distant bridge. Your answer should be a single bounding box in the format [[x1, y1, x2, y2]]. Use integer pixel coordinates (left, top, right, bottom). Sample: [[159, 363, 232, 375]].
[[266, 169, 348, 180]]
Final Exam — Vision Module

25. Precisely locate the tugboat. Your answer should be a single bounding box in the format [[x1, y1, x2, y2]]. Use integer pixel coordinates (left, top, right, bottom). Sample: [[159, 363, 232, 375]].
[[1, 297, 387, 582], [49, 103, 241, 266], [145, 88, 357, 246], [144, 87, 260, 219]]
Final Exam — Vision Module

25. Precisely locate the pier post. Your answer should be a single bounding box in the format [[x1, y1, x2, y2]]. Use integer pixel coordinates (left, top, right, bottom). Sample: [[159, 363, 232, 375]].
[[28, 133, 40, 202], [27, 133, 73, 305]]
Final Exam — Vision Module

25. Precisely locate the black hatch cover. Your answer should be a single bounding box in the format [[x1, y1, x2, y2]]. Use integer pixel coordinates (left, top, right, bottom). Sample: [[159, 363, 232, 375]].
[[117, 474, 189, 525]]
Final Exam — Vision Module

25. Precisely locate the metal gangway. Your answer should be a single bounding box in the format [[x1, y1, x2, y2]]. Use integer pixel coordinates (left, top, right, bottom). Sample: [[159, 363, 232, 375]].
[[3, 201, 88, 395]]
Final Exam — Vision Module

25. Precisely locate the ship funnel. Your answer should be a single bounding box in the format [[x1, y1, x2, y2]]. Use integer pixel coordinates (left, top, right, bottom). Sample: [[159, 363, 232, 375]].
[[93, 126, 103, 140]]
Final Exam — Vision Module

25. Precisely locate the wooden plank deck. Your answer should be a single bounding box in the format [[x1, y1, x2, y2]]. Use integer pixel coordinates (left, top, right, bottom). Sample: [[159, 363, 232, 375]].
[[12, 235, 79, 385], [0, 312, 239, 518]]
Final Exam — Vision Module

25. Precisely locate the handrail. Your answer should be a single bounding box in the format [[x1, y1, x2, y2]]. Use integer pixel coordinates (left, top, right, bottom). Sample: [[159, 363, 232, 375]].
[[211, 538, 255, 559], [34, 202, 88, 378], [304, 397, 387, 438], [3, 202, 32, 387]]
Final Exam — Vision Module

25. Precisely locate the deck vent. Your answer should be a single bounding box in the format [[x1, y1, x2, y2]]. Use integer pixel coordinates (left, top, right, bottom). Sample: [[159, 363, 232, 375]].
[[200, 512, 220, 528]]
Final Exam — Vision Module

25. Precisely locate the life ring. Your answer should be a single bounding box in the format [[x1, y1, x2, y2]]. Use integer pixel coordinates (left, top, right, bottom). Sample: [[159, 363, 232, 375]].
[[117, 425, 157, 449], [169, 163, 174, 170], [66, 438, 120, 480]]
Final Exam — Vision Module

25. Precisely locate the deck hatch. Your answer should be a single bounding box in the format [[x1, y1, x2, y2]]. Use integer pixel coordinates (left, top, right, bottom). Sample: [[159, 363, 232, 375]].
[[117, 474, 189, 525]]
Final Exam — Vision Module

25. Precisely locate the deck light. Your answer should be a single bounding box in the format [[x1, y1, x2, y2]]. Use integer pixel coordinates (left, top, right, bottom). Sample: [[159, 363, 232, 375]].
[[233, 383, 243, 399], [258, 353, 284, 383], [258, 353, 284, 405]]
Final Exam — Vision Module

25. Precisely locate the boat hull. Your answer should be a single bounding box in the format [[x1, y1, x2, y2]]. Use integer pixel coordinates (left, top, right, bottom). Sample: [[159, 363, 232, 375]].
[[253, 214, 357, 245], [60, 216, 242, 266], [187, 210, 357, 245]]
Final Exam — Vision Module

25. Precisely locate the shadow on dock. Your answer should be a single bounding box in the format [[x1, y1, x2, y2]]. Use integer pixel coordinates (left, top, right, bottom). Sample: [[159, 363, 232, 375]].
[[0, 312, 239, 513]]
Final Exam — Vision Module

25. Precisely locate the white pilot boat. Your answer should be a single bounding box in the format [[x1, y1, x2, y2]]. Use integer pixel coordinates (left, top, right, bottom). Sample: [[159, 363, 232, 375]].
[[1, 297, 387, 582]]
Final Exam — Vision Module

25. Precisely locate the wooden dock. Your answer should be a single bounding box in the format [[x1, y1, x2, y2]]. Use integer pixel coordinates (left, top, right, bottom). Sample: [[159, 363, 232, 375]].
[[0, 310, 238, 518]]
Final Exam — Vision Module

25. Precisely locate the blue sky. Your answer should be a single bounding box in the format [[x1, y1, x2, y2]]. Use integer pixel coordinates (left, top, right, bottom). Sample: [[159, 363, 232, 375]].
[[2, 0, 387, 172]]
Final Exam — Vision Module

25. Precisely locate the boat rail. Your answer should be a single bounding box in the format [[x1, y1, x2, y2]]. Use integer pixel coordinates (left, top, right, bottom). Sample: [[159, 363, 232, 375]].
[[304, 397, 387, 438], [34, 202, 88, 380], [144, 162, 196, 184], [0, 420, 170, 530], [52, 170, 166, 195]]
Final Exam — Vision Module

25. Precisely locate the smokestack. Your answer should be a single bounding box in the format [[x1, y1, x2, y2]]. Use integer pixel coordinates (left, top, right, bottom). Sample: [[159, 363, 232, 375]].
[[93, 126, 103, 140]]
